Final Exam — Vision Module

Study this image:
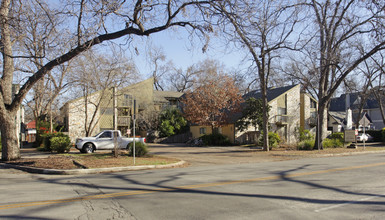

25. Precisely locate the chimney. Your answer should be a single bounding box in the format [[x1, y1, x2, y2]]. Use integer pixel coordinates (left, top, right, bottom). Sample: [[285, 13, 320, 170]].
[[346, 108, 352, 130], [345, 93, 350, 110]]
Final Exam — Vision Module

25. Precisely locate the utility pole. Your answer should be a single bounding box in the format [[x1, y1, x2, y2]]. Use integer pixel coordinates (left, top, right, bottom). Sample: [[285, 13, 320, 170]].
[[133, 99, 136, 165], [113, 87, 117, 130]]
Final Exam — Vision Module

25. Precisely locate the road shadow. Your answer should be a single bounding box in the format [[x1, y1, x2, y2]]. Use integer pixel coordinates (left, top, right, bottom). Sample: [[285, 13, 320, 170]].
[[2, 158, 385, 218]]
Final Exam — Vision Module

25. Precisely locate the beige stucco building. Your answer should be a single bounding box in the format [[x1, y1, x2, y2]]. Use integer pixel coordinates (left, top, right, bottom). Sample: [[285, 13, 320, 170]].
[[61, 78, 183, 142], [190, 84, 318, 145]]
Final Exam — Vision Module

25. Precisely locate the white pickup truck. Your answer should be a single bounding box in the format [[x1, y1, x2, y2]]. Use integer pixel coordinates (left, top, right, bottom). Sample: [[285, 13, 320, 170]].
[[75, 130, 146, 153]]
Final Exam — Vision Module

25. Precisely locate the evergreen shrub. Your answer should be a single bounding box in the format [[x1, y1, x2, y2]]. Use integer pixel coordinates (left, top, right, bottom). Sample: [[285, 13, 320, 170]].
[[41, 132, 68, 151], [323, 138, 343, 148], [128, 142, 149, 157], [201, 133, 232, 146], [50, 136, 72, 153], [297, 139, 315, 150], [258, 132, 281, 148]]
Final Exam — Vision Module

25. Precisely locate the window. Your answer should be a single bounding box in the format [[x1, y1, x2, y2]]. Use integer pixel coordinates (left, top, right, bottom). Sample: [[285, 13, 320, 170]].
[[122, 94, 132, 107], [199, 127, 206, 135], [100, 107, 114, 115], [278, 107, 287, 115], [99, 131, 112, 138], [310, 100, 317, 109], [213, 127, 222, 134], [310, 111, 317, 119]]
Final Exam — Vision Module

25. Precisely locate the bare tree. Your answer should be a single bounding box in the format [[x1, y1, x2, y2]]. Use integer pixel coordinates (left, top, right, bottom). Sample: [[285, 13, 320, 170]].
[[168, 59, 225, 92], [24, 62, 71, 133], [67, 50, 137, 137], [369, 52, 385, 126], [0, 0, 216, 161], [291, 0, 385, 149], [169, 65, 201, 92], [348, 53, 384, 128], [211, 0, 300, 151], [148, 46, 174, 91]]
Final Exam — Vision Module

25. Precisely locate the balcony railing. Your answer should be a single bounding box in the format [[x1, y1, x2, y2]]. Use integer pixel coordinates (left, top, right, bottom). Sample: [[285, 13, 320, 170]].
[[274, 115, 289, 125], [307, 117, 317, 127], [117, 116, 130, 126]]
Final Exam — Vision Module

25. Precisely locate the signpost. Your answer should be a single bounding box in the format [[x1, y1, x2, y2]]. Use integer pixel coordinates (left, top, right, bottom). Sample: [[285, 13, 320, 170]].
[[133, 99, 136, 165], [344, 130, 356, 148], [359, 115, 370, 150]]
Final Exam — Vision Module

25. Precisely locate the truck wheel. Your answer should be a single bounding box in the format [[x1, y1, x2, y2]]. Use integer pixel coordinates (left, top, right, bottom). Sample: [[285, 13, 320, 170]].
[[83, 143, 94, 154]]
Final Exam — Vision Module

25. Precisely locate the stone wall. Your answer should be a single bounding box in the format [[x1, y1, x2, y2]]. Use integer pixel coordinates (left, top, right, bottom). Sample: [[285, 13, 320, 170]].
[[285, 86, 301, 144], [65, 92, 101, 142], [269, 85, 301, 144]]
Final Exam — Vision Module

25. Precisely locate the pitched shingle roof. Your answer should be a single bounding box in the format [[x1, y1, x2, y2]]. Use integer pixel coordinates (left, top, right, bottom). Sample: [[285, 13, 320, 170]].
[[154, 90, 184, 102], [228, 84, 300, 123], [243, 84, 299, 102], [329, 93, 380, 112]]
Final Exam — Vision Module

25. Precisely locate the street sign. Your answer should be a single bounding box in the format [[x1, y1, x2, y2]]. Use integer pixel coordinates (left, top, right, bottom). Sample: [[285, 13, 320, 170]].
[[344, 130, 356, 143]]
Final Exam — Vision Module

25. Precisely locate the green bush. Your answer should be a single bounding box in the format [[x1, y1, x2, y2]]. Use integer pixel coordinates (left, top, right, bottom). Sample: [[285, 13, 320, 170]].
[[299, 128, 314, 141], [50, 136, 72, 153], [268, 132, 281, 148], [128, 142, 149, 157], [329, 132, 344, 141], [41, 132, 68, 151], [258, 132, 281, 148], [297, 139, 315, 150], [158, 107, 188, 137], [201, 133, 232, 146], [322, 138, 343, 148]]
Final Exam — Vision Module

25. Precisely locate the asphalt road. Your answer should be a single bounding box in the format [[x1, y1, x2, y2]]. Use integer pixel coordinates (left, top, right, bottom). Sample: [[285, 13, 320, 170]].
[[0, 152, 384, 219]]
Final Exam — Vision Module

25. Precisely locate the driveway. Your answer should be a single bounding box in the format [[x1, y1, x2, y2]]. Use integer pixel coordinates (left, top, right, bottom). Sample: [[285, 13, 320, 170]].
[[148, 143, 292, 166]]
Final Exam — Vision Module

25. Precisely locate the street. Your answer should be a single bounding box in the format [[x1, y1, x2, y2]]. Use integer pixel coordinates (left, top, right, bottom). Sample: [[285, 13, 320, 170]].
[[0, 152, 384, 219]]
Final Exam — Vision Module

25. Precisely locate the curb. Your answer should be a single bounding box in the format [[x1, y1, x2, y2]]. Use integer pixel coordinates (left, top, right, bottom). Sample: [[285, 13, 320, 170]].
[[270, 149, 385, 158], [0, 160, 187, 175], [316, 149, 385, 157]]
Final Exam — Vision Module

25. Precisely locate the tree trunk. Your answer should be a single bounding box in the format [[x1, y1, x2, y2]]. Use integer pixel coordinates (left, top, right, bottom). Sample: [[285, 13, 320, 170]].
[[0, 0, 19, 161], [261, 76, 269, 151], [0, 110, 20, 161], [315, 103, 328, 150]]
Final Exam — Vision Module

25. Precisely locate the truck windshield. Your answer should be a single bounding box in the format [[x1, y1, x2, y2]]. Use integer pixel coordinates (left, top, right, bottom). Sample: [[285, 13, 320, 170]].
[[94, 131, 104, 137]]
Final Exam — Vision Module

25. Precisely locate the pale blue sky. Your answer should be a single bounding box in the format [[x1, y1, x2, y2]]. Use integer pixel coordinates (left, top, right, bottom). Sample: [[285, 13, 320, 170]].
[[130, 29, 247, 77]]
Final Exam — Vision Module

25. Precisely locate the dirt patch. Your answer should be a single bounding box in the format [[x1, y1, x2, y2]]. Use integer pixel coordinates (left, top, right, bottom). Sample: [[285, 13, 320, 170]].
[[4, 155, 78, 169], [3, 153, 180, 170]]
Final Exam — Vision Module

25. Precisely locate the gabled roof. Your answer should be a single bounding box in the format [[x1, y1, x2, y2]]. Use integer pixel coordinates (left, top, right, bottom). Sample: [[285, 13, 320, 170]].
[[329, 111, 345, 125], [329, 92, 380, 112], [243, 84, 299, 102], [328, 111, 373, 126], [154, 90, 184, 103], [26, 120, 36, 129], [228, 84, 300, 123], [62, 78, 154, 106]]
